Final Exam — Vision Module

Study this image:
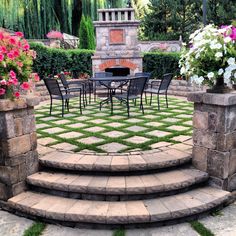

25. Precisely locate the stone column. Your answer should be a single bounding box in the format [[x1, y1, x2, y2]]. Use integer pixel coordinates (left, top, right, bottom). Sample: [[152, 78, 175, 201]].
[[188, 92, 236, 191], [0, 96, 40, 200]]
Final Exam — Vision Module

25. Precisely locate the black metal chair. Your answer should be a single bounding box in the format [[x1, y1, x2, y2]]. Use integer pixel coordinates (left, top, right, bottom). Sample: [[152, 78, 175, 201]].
[[144, 73, 173, 110], [44, 78, 82, 117], [59, 73, 87, 107], [114, 76, 148, 117], [93, 72, 113, 101], [135, 72, 152, 104]]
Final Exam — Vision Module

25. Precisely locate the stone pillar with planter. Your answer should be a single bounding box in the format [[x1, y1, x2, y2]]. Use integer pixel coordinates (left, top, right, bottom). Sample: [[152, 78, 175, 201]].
[[0, 96, 40, 200], [188, 92, 236, 191]]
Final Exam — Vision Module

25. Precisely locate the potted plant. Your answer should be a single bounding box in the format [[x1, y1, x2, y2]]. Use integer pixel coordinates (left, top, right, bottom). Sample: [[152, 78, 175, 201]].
[[179, 24, 236, 93], [0, 31, 40, 99], [46, 30, 63, 48]]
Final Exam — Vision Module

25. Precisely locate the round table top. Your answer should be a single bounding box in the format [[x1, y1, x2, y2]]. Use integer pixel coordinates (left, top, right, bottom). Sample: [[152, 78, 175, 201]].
[[89, 76, 135, 82]]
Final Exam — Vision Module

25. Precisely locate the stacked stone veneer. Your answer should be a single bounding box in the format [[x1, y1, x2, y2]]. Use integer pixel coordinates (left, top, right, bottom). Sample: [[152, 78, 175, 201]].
[[0, 96, 40, 200], [92, 8, 143, 75], [188, 92, 236, 191]]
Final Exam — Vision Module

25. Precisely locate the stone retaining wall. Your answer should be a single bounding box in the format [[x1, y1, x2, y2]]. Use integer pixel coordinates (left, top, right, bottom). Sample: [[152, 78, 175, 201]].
[[35, 79, 206, 101], [0, 96, 40, 200]]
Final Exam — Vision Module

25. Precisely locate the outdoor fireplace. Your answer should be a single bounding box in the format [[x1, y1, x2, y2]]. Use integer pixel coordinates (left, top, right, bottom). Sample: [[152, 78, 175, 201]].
[[92, 8, 143, 76]]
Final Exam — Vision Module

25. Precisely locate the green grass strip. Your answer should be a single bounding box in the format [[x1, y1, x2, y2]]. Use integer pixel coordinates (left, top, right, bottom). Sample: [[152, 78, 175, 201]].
[[23, 222, 46, 236], [190, 221, 214, 236], [113, 228, 126, 236]]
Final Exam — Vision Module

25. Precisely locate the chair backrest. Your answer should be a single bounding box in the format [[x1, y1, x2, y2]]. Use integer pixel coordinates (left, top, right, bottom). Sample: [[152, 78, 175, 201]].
[[159, 73, 173, 92], [44, 78, 62, 97], [94, 72, 113, 87], [135, 72, 151, 78], [127, 76, 148, 97], [59, 73, 69, 89]]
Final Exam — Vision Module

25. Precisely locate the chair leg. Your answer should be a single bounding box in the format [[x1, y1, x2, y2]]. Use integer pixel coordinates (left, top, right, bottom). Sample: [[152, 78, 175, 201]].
[[50, 98, 52, 115], [134, 99, 137, 106], [157, 94, 160, 110], [145, 92, 147, 104], [127, 99, 130, 118], [150, 93, 153, 106], [62, 100, 64, 117], [79, 91, 82, 114], [110, 90, 113, 115], [165, 93, 168, 108], [66, 99, 69, 112]]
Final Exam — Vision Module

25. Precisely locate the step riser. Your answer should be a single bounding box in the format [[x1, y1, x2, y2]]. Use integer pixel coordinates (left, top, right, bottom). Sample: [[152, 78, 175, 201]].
[[28, 182, 208, 201]]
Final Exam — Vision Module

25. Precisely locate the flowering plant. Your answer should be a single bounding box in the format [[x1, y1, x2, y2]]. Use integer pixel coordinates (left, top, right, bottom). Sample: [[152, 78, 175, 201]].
[[46, 30, 63, 39], [0, 31, 40, 99], [179, 24, 236, 88]]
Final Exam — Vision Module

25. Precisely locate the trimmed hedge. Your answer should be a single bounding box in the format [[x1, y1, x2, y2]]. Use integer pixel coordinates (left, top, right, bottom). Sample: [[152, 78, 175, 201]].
[[30, 43, 180, 79], [30, 43, 94, 78], [143, 52, 181, 79]]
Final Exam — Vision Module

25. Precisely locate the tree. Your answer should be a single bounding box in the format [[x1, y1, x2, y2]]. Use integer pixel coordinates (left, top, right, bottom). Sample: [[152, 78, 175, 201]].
[[86, 16, 96, 50], [79, 15, 89, 49], [72, 0, 82, 37]]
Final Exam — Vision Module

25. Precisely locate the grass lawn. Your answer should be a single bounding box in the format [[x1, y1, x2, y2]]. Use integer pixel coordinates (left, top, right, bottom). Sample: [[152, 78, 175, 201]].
[[36, 96, 193, 153]]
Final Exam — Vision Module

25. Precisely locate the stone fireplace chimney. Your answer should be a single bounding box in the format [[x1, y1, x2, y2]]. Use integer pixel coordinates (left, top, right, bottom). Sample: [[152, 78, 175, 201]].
[[92, 8, 143, 76]]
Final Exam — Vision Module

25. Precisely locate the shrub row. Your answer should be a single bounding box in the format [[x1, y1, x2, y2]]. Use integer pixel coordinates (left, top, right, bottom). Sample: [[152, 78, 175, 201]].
[[30, 43, 180, 79]]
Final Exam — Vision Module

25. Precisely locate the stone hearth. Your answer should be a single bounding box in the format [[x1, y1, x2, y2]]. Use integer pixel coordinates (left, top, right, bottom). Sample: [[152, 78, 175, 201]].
[[92, 8, 143, 76]]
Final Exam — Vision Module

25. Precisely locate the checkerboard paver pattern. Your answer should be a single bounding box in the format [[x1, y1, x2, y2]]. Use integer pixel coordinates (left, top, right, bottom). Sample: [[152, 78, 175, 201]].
[[36, 96, 193, 153]]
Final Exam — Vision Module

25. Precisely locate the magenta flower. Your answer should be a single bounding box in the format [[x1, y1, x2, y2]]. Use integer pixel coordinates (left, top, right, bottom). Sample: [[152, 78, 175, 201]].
[[9, 70, 16, 79], [46, 30, 63, 39], [0, 88, 6, 96], [7, 52, 14, 60], [21, 82, 30, 90], [15, 32, 24, 38], [230, 27, 236, 40], [0, 54, 4, 62]]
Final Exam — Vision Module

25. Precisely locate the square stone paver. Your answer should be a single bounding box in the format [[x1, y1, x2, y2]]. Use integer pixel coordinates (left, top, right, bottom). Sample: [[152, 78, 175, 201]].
[[53, 120, 72, 125], [36, 123, 49, 129], [93, 112, 107, 117], [74, 116, 91, 121], [167, 125, 189, 131], [78, 136, 104, 144], [40, 117, 58, 121], [84, 127, 106, 133], [43, 127, 66, 134], [145, 122, 164, 127], [125, 126, 148, 132], [89, 119, 107, 124], [50, 142, 77, 151], [99, 142, 128, 152], [151, 141, 172, 149], [38, 137, 57, 145], [63, 114, 77, 117], [125, 118, 144, 123], [105, 122, 125, 128], [162, 118, 181, 123], [58, 132, 84, 139], [171, 135, 192, 142], [147, 130, 171, 137], [176, 114, 193, 118], [183, 120, 193, 126], [67, 123, 87, 129], [143, 115, 158, 119], [126, 136, 150, 144], [103, 131, 127, 138], [110, 115, 125, 120]]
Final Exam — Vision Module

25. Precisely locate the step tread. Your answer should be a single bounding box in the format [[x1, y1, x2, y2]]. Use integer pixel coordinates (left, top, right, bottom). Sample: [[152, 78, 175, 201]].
[[39, 149, 191, 172], [8, 187, 231, 224], [27, 168, 208, 195]]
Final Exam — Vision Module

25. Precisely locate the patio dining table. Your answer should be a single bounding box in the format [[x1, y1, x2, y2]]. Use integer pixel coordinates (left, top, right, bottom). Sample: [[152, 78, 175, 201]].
[[89, 76, 135, 114]]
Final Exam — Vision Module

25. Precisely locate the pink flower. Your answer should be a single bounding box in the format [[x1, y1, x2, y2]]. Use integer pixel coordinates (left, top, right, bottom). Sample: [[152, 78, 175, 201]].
[[0, 54, 4, 62], [0, 32, 4, 40], [230, 27, 236, 41], [14, 91, 20, 98], [12, 49, 20, 58], [7, 52, 14, 60], [0, 88, 6, 96], [8, 78, 18, 86], [23, 44, 30, 51], [0, 46, 7, 54], [0, 79, 7, 86], [21, 82, 30, 90], [46, 30, 63, 39], [9, 70, 16, 79], [32, 73, 40, 82], [15, 32, 24, 38], [16, 61, 23, 67], [9, 37, 17, 45]]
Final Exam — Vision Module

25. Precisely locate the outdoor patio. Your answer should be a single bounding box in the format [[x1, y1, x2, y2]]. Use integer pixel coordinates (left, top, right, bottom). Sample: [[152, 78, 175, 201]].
[[36, 96, 193, 154]]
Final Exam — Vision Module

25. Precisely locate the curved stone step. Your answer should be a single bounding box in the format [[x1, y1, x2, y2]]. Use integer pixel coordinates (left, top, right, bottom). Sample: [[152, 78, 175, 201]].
[[8, 187, 231, 225], [27, 168, 208, 197], [39, 149, 191, 173]]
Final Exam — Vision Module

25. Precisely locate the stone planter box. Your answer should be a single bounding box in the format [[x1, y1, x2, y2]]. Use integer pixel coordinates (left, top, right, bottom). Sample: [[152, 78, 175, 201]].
[[0, 96, 40, 200], [188, 92, 236, 191]]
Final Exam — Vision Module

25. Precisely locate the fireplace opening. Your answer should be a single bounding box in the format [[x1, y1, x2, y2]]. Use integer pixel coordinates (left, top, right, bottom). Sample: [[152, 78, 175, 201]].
[[105, 67, 130, 77]]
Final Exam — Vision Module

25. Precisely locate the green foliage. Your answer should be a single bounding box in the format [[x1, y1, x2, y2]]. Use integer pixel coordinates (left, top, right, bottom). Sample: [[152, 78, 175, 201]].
[[143, 52, 181, 78], [79, 15, 89, 49], [190, 221, 215, 236], [30, 43, 94, 78], [86, 16, 96, 50], [113, 229, 126, 236], [23, 222, 46, 236]]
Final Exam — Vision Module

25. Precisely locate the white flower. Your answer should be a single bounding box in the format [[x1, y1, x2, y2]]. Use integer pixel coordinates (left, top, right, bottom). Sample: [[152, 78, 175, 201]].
[[190, 75, 204, 85], [224, 37, 232, 43], [224, 71, 231, 80], [227, 57, 236, 65], [207, 72, 215, 79], [210, 42, 222, 50], [234, 72, 236, 79], [180, 67, 186, 75], [218, 69, 224, 75], [215, 52, 223, 58]]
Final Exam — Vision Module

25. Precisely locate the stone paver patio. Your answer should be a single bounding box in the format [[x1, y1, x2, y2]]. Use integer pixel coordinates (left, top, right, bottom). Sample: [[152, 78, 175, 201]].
[[36, 96, 193, 153]]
